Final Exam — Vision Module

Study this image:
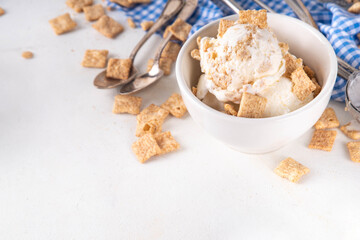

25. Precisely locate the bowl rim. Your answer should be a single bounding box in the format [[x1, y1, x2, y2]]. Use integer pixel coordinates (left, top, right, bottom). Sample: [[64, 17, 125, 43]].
[[176, 13, 338, 123]]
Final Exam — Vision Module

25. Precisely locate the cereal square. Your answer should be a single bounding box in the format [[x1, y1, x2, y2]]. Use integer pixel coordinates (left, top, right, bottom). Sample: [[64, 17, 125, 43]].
[[348, 2, 360, 13], [140, 21, 154, 31], [161, 93, 187, 118], [340, 120, 360, 140], [192, 86, 197, 95], [161, 42, 181, 61], [147, 58, 173, 76], [0, 7, 5, 16], [238, 92, 267, 118], [311, 78, 322, 97], [112, 95, 142, 115], [49, 13, 77, 35], [218, 19, 234, 38], [154, 131, 180, 155], [136, 104, 169, 137], [190, 49, 201, 61], [168, 19, 192, 42], [347, 142, 360, 162], [22, 51, 33, 59], [132, 133, 161, 163], [127, 18, 136, 28], [283, 53, 303, 78], [66, 0, 93, 12], [314, 108, 339, 130], [106, 58, 132, 80], [238, 10, 267, 29], [279, 42, 289, 55], [291, 67, 316, 101], [163, 26, 179, 40], [308, 129, 337, 152], [84, 4, 104, 21], [110, 0, 133, 7], [304, 65, 315, 79], [224, 103, 238, 116], [82, 49, 109, 68], [92, 15, 124, 38], [274, 157, 310, 183]]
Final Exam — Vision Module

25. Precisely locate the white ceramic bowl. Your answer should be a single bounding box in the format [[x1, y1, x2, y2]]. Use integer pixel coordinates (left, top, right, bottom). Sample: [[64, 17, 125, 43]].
[[176, 13, 338, 153]]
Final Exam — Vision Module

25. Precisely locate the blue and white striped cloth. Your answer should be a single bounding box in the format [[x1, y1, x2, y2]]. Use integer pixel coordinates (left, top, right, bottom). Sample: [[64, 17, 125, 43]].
[[106, 0, 360, 102]]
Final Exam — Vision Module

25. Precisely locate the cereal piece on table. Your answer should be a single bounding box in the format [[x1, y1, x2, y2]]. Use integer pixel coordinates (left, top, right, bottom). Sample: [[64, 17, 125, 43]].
[[106, 58, 132, 80], [22, 51, 33, 59], [314, 108, 339, 129], [274, 157, 310, 183], [83, 4, 105, 21], [110, 0, 133, 7], [49, 13, 77, 35], [161, 93, 187, 118], [192, 86, 197, 95], [349, 2, 360, 13], [140, 21, 154, 31], [66, 0, 93, 12], [168, 19, 192, 42], [127, 18, 136, 28], [224, 103, 238, 116], [347, 142, 360, 162], [340, 120, 360, 140], [304, 65, 315, 79], [217, 19, 234, 38], [308, 129, 337, 152], [161, 42, 181, 61], [132, 133, 161, 163], [238, 92, 267, 118], [92, 15, 124, 38], [311, 77, 322, 97], [147, 58, 173, 76], [0, 7, 5, 16], [136, 104, 169, 137], [238, 10, 267, 29], [283, 53, 303, 78], [190, 49, 201, 61], [278, 42, 289, 55], [154, 131, 180, 155], [112, 95, 142, 114], [81, 49, 108, 68], [291, 67, 316, 101]]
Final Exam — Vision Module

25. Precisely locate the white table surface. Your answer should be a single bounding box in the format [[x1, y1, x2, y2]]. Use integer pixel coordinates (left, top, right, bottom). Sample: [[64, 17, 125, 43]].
[[1, 1, 360, 239]]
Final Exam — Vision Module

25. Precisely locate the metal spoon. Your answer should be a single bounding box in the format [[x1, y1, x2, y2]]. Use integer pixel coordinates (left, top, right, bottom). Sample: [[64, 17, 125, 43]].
[[119, 0, 198, 94], [93, 0, 185, 89]]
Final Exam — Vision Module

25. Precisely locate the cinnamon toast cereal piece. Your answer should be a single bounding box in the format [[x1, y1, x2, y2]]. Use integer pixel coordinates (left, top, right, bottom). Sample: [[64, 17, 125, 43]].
[[291, 67, 316, 101], [348, 2, 360, 13], [304, 65, 315, 79], [140, 21, 154, 31], [132, 133, 161, 163], [49, 13, 77, 35], [347, 142, 360, 162], [0, 7, 5, 16], [168, 19, 192, 42], [224, 103, 238, 116], [22, 51, 33, 59], [154, 131, 180, 154], [274, 157, 310, 183], [127, 18, 136, 28], [163, 26, 179, 40], [238, 10, 267, 29], [279, 42, 289, 55], [110, 0, 133, 7], [92, 15, 124, 38], [66, 0, 93, 12], [314, 108, 339, 129], [237, 92, 267, 118], [147, 58, 173, 75], [340, 120, 360, 140], [136, 104, 169, 137], [161, 93, 187, 118], [84, 4, 105, 21], [192, 86, 197, 95], [81, 49, 109, 68], [161, 42, 181, 61], [308, 129, 337, 152], [284, 53, 303, 78], [311, 77, 322, 97], [196, 36, 202, 47], [112, 95, 142, 114], [217, 19, 234, 38], [190, 49, 201, 61], [106, 58, 132, 80]]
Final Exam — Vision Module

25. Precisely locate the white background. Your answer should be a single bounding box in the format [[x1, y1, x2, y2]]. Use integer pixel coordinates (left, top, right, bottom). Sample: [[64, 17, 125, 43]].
[[1, 0, 360, 239]]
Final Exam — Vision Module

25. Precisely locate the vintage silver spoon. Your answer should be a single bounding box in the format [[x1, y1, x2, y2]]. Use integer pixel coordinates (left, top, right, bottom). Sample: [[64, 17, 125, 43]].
[[119, 0, 198, 94], [93, 0, 185, 89]]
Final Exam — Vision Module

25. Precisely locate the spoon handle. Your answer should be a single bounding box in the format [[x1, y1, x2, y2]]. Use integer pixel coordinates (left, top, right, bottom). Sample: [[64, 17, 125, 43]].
[[128, 0, 184, 61]]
